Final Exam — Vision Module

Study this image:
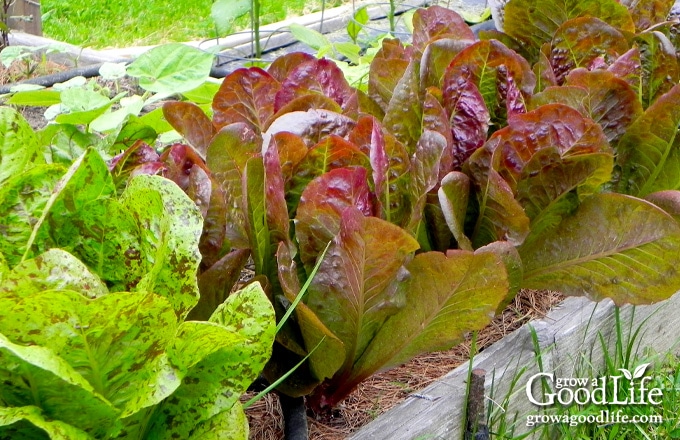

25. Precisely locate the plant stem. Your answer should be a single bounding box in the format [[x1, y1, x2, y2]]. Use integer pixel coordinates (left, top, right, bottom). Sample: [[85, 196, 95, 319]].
[[252, 0, 261, 59], [389, 0, 396, 32]]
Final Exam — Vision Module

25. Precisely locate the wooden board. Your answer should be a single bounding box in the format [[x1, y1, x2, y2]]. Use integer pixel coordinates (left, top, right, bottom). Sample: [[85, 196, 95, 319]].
[[8, 0, 42, 36], [350, 293, 680, 439]]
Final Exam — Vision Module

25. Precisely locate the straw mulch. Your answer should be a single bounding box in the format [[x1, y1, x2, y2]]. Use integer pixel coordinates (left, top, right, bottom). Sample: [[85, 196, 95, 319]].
[[245, 289, 564, 439]]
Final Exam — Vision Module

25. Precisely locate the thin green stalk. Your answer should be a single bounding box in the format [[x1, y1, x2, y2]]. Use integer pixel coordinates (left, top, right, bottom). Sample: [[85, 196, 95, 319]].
[[252, 0, 261, 59]]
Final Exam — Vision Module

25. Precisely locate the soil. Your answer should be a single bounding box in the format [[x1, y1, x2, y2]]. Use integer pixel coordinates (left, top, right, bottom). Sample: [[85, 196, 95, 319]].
[[245, 289, 564, 439]]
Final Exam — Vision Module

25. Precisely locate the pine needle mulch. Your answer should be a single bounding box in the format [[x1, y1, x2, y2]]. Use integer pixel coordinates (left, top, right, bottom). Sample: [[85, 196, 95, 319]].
[[245, 289, 564, 439]]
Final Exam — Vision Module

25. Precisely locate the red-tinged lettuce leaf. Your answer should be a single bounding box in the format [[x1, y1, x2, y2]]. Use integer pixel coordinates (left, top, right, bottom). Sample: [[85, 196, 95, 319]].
[[187, 248, 250, 321], [109, 140, 164, 190], [264, 109, 356, 149], [533, 50, 558, 93], [549, 17, 629, 83], [160, 143, 210, 194], [383, 58, 423, 151], [206, 123, 262, 249], [422, 88, 455, 178], [198, 176, 228, 268], [276, 243, 345, 383], [438, 171, 472, 250], [532, 70, 642, 143], [422, 198, 455, 252], [516, 147, 614, 245], [608, 47, 643, 93], [444, 40, 535, 126], [442, 71, 490, 168], [306, 208, 420, 389], [287, 135, 369, 216], [503, 0, 635, 58], [272, 132, 308, 182], [328, 250, 507, 408], [411, 6, 475, 54], [348, 116, 412, 224], [295, 167, 375, 272], [212, 67, 281, 134], [274, 58, 356, 114], [617, 85, 680, 197], [645, 190, 680, 222], [466, 146, 530, 248], [263, 136, 292, 248], [162, 101, 216, 157], [405, 131, 448, 233], [420, 39, 475, 90], [635, 32, 680, 108], [519, 193, 680, 305], [268, 93, 342, 125], [489, 104, 611, 190], [267, 52, 317, 82], [564, 69, 642, 142], [620, 0, 675, 31], [368, 39, 412, 113]]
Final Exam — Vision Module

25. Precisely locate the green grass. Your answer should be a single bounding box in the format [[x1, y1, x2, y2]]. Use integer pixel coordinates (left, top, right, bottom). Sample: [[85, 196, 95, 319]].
[[41, 0, 343, 49]]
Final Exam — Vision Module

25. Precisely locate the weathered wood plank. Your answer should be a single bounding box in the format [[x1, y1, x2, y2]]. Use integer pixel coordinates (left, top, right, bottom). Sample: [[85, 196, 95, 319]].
[[8, 0, 42, 36], [351, 293, 680, 439]]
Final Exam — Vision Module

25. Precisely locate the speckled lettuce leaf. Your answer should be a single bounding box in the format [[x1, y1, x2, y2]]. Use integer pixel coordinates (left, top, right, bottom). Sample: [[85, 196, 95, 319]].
[[147, 283, 275, 440], [0, 249, 108, 300], [184, 403, 248, 440], [338, 250, 507, 405], [0, 107, 42, 186], [24, 149, 143, 291], [0, 164, 65, 267], [306, 208, 419, 379], [119, 175, 203, 318], [503, 0, 635, 57], [519, 193, 680, 305], [617, 85, 680, 197], [0, 406, 93, 440], [0, 332, 119, 437], [0, 290, 180, 418]]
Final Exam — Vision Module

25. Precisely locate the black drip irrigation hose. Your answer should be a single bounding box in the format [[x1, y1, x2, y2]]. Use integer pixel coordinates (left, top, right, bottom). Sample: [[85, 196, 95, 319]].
[[0, 59, 238, 95], [279, 393, 309, 440]]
